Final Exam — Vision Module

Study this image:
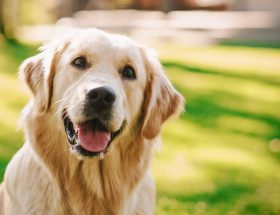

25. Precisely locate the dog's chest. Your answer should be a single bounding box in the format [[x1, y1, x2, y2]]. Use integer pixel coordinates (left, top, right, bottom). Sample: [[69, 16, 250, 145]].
[[58, 153, 151, 215]]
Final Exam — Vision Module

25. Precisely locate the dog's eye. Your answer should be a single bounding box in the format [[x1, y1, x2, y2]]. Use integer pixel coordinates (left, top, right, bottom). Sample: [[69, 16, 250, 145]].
[[71, 57, 87, 69], [122, 65, 136, 80]]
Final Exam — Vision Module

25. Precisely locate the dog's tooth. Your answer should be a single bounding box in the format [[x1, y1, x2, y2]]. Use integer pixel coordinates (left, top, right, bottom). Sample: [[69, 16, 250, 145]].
[[99, 152, 104, 160]]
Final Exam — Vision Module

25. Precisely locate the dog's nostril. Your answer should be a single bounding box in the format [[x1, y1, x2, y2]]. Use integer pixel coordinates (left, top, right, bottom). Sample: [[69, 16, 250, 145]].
[[89, 91, 98, 100], [105, 92, 116, 104], [86, 86, 116, 109]]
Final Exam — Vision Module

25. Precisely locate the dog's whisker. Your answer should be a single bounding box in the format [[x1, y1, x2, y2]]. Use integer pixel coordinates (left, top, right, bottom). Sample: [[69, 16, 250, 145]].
[[50, 98, 79, 118], [50, 98, 69, 111], [52, 101, 84, 120], [50, 99, 69, 114], [52, 98, 68, 106], [62, 104, 82, 115], [52, 105, 69, 119]]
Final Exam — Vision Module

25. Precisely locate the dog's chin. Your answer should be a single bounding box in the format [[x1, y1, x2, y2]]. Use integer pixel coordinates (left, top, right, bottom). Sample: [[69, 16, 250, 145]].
[[63, 112, 125, 158]]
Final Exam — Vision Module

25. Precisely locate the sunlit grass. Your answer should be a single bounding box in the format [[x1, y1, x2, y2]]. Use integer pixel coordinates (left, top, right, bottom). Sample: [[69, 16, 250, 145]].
[[0, 40, 280, 215], [157, 45, 280, 80]]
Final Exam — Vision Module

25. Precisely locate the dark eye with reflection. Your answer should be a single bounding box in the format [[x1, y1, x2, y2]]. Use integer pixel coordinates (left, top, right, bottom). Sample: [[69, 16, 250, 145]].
[[122, 65, 136, 80], [71, 56, 87, 69]]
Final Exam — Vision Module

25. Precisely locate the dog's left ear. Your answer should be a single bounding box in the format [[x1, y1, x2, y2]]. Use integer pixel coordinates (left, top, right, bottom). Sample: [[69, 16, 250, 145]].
[[141, 48, 184, 139]]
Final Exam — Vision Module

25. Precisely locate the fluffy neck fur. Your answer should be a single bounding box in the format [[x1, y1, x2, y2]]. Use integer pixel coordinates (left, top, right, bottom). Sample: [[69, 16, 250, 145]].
[[23, 108, 153, 215]]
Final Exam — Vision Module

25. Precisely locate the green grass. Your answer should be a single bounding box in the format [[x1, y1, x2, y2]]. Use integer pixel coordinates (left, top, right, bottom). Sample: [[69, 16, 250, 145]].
[[0, 38, 280, 215], [153, 44, 280, 215]]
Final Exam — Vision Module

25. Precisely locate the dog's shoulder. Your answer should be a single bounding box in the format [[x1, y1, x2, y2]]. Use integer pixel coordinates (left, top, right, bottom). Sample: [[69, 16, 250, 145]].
[[4, 143, 61, 214]]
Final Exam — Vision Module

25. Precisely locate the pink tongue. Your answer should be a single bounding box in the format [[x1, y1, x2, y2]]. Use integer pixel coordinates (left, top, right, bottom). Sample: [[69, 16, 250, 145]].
[[77, 125, 111, 152]]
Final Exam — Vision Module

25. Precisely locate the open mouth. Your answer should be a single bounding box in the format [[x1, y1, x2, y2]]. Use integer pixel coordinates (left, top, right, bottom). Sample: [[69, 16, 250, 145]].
[[63, 111, 125, 157]]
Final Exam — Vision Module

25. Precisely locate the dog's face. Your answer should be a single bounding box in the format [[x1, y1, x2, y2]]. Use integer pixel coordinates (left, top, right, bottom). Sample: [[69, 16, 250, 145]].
[[20, 29, 183, 159], [53, 30, 148, 157]]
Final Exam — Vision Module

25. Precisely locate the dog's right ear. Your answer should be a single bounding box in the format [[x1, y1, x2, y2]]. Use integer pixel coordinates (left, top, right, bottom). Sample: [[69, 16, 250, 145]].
[[19, 54, 44, 96], [19, 46, 61, 114], [19, 53, 50, 113], [19, 39, 69, 114]]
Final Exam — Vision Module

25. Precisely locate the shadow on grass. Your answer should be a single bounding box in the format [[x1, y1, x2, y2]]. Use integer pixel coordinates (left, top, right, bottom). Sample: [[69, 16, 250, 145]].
[[187, 95, 280, 136], [167, 183, 252, 204], [175, 84, 280, 139], [0, 39, 38, 75], [220, 40, 280, 49], [162, 61, 280, 86], [157, 182, 278, 215], [163, 60, 280, 140], [3, 39, 38, 62], [165, 59, 280, 164], [0, 158, 9, 181]]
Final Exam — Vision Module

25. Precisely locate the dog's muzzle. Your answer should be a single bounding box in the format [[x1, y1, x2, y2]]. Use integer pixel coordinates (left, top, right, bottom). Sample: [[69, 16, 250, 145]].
[[62, 86, 125, 158]]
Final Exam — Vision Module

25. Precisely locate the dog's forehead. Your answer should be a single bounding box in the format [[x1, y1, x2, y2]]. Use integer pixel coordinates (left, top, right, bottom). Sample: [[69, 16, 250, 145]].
[[67, 30, 140, 56]]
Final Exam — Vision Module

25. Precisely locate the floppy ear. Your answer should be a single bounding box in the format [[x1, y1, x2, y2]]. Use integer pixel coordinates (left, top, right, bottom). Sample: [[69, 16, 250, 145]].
[[19, 43, 65, 114], [141, 48, 184, 139]]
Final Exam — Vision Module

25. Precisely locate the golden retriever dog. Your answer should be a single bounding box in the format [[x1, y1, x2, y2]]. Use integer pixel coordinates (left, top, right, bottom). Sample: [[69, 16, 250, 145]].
[[0, 28, 183, 215]]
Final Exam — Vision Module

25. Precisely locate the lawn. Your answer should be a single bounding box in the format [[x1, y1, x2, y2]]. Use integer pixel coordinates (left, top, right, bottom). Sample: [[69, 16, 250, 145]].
[[0, 38, 280, 215]]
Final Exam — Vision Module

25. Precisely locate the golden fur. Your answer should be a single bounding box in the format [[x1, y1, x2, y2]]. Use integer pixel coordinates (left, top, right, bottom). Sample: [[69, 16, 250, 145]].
[[0, 29, 183, 215]]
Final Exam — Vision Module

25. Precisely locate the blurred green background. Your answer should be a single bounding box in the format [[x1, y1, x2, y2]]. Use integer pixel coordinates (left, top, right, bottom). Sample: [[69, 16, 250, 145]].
[[1, 0, 280, 215]]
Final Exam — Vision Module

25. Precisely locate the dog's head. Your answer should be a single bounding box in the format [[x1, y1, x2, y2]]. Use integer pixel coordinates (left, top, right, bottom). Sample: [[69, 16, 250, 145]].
[[20, 29, 184, 159]]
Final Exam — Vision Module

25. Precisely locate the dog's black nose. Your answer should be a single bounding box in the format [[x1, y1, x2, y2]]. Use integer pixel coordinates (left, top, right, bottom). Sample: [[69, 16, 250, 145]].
[[86, 86, 116, 110]]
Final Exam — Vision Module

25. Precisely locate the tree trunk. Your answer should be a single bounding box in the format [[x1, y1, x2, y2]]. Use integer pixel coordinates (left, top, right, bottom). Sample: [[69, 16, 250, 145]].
[[0, 0, 18, 39], [0, 0, 5, 36]]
